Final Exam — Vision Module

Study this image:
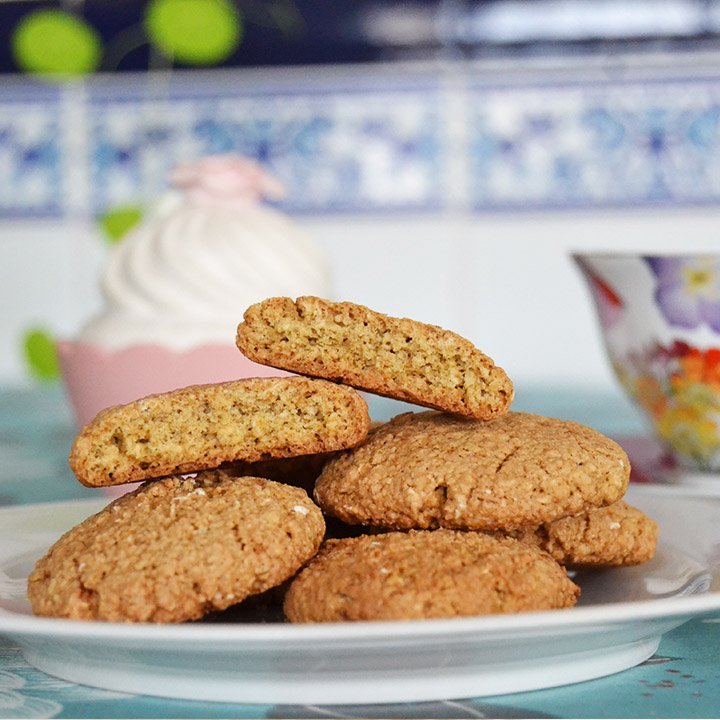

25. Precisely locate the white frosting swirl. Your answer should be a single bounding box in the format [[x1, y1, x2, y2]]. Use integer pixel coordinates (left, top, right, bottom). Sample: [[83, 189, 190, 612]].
[[80, 184, 331, 350]]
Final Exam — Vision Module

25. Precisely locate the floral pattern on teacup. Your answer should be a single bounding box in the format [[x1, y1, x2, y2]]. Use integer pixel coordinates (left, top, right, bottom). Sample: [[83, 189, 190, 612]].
[[645, 256, 720, 332], [613, 340, 720, 469]]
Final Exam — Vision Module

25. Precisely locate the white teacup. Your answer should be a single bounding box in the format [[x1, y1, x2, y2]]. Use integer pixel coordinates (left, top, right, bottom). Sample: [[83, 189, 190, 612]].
[[574, 253, 720, 472]]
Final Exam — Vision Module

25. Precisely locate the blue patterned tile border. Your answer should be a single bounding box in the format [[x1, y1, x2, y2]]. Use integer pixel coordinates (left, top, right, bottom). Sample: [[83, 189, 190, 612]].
[[87, 75, 446, 215], [2, 61, 720, 219], [0, 84, 63, 219], [467, 74, 720, 211]]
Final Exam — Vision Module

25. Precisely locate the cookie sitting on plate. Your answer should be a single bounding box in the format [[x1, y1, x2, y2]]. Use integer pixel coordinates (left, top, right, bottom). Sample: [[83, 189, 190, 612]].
[[507, 500, 658, 568], [284, 529, 580, 623], [314, 410, 631, 532], [28, 471, 325, 622]]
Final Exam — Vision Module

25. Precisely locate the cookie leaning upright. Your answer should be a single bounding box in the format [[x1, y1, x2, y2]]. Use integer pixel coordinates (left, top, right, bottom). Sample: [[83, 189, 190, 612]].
[[28, 471, 325, 622], [315, 411, 631, 532], [236, 296, 513, 420], [70, 376, 370, 488]]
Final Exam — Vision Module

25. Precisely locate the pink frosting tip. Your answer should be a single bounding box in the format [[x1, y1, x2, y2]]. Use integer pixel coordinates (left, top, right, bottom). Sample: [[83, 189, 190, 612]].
[[170, 155, 286, 205]]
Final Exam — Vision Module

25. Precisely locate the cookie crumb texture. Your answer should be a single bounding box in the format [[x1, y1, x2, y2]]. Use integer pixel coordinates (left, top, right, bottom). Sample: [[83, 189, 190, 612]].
[[70, 376, 370, 487], [512, 501, 659, 567], [236, 296, 513, 420], [315, 411, 630, 532], [284, 530, 580, 622], [27, 472, 325, 622]]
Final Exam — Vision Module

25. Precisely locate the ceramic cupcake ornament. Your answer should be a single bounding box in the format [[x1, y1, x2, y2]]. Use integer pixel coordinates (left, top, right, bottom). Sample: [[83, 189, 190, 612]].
[[59, 155, 331, 427]]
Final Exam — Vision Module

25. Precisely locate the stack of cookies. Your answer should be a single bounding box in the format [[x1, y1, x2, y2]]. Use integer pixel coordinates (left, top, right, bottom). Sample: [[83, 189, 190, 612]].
[[28, 296, 657, 624]]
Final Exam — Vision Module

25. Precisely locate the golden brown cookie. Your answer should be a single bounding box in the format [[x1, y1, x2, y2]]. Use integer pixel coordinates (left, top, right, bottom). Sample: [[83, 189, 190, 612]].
[[236, 296, 513, 420], [314, 411, 630, 532], [28, 472, 325, 622], [509, 501, 658, 567], [70, 376, 370, 488], [283, 529, 580, 622]]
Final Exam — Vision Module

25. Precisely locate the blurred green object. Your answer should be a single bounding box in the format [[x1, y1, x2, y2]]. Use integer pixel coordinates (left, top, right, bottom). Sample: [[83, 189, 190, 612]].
[[99, 205, 144, 245], [12, 9, 102, 77], [22, 328, 60, 383], [145, 0, 242, 66]]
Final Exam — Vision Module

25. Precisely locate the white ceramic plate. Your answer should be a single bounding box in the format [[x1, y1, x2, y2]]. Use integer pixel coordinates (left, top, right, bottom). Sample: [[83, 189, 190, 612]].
[[1, 485, 719, 705]]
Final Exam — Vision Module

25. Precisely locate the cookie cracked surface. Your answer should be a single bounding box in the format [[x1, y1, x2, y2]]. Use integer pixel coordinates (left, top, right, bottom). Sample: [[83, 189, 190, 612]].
[[284, 529, 580, 622], [236, 296, 513, 420], [28, 472, 325, 622], [314, 411, 630, 532], [70, 376, 370, 487]]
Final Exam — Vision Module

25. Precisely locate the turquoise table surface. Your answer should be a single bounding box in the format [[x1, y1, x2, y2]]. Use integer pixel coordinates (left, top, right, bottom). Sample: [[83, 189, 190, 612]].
[[1, 385, 719, 719]]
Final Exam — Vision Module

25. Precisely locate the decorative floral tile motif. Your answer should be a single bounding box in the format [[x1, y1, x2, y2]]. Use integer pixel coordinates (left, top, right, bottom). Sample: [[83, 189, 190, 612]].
[[87, 81, 445, 214], [2, 67, 720, 218], [468, 78, 720, 210], [0, 89, 63, 219]]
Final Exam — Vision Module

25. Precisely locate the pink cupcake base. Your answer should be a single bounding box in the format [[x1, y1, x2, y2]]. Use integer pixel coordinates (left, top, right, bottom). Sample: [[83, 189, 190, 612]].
[[57, 341, 289, 428]]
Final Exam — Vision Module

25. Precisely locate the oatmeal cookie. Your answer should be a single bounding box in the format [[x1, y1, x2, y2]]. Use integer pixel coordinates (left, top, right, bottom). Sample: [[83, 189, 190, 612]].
[[510, 501, 658, 567], [70, 376, 370, 487], [28, 472, 325, 622], [314, 411, 630, 532], [284, 529, 579, 622], [235, 296, 513, 420]]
